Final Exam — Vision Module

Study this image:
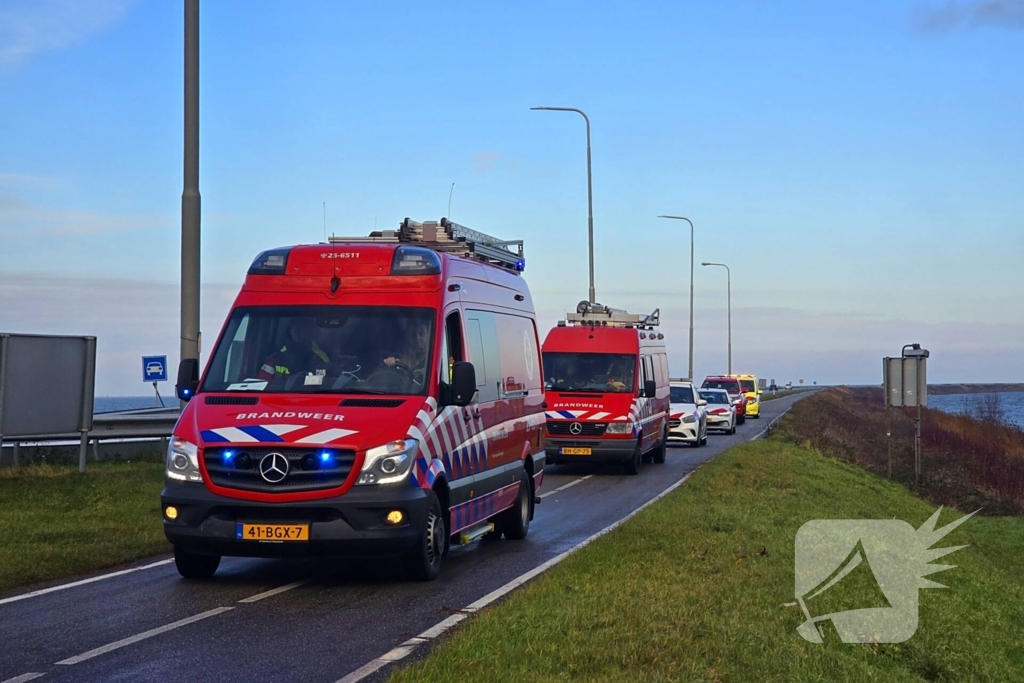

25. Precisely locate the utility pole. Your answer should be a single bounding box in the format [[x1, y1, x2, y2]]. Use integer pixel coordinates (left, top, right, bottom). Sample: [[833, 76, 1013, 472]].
[[181, 0, 201, 383], [657, 215, 696, 380]]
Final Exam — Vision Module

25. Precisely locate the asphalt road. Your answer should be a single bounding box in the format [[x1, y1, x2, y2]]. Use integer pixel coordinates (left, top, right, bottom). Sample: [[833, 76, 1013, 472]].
[[0, 394, 804, 683]]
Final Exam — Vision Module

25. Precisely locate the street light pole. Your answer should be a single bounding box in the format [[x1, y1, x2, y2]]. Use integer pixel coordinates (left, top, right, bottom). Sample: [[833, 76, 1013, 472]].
[[702, 262, 731, 376], [181, 0, 201, 377], [531, 106, 595, 304], [657, 215, 695, 380]]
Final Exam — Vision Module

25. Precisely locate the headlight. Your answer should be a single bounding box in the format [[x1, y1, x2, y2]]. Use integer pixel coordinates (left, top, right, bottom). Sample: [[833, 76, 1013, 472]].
[[682, 414, 697, 424], [605, 422, 634, 434], [166, 437, 202, 482], [358, 439, 418, 485]]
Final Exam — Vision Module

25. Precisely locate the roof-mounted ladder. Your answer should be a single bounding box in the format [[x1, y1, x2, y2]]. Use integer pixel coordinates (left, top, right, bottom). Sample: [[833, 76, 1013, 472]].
[[563, 301, 661, 329], [329, 217, 525, 272]]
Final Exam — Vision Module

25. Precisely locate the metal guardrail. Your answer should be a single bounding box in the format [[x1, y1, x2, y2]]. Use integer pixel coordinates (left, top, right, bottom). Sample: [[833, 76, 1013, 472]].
[[0, 407, 180, 467]]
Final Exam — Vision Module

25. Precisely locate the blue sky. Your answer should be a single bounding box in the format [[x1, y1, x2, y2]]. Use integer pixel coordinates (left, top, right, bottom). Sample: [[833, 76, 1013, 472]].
[[1, 0, 1022, 394]]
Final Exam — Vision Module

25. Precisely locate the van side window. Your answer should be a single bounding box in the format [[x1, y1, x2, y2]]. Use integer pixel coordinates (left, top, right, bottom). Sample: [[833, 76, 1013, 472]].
[[441, 311, 464, 386], [466, 310, 501, 402]]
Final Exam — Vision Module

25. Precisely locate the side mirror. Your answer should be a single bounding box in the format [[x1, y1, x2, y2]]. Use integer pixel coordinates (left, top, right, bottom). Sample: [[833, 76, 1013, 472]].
[[176, 358, 200, 402], [697, 399, 707, 407], [757, 389, 763, 395], [643, 380, 657, 398], [451, 361, 477, 406]]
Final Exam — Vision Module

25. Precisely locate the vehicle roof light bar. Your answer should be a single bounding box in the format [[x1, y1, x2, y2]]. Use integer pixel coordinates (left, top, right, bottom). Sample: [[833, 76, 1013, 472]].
[[328, 217, 525, 273], [565, 301, 661, 328]]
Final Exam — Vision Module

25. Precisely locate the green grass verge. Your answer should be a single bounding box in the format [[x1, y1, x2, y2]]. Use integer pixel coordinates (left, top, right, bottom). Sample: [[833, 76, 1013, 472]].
[[391, 439, 1024, 682], [0, 460, 170, 595]]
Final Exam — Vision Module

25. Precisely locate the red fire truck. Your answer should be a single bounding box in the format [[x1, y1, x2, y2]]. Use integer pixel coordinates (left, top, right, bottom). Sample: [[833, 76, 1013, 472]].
[[163, 218, 546, 581], [541, 303, 670, 474]]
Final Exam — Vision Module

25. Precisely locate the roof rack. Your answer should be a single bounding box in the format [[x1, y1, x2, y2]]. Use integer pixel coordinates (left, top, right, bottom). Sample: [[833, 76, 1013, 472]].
[[562, 301, 660, 329], [328, 217, 525, 273]]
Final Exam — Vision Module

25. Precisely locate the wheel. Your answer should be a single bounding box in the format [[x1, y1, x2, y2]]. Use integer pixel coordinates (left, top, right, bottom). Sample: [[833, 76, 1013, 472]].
[[174, 547, 220, 579], [753, 413, 761, 419], [700, 424, 708, 446], [404, 491, 446, 581], [738, 413, 746, 425], [651, 427, 667, 464], [730, 422, 737, 435], [495, 468, 532, 540], [623, 442, 642, 475]]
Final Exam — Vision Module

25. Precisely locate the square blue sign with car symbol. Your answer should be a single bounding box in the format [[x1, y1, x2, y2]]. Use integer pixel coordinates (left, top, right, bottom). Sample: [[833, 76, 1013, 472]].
[[142, 355, 168, 382]]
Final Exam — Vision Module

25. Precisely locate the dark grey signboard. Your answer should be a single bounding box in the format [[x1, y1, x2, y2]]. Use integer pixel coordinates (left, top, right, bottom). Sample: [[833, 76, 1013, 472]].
[[0, 334, 96, 440]]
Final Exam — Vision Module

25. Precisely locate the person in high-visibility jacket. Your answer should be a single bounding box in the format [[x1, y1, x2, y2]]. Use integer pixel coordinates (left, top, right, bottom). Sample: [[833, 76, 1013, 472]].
[[257, 318, 330, 381]]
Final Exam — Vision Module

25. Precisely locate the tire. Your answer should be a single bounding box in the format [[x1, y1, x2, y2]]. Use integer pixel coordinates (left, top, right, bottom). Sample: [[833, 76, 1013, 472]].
[[623, 442, 642, 475], [650, 427, 667, 464], [700, 426, 708, 446], [730, 422, 737, 435], [738, 413, 746, 425], [496, 468, 532, 540], [404, 491, 446, 581], [174, 547, 220, 579]]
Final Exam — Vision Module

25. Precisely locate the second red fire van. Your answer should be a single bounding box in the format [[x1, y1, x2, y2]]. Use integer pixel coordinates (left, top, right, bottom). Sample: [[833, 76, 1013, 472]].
[[163, 218, 546, 581], [541, 303, 670, 474]]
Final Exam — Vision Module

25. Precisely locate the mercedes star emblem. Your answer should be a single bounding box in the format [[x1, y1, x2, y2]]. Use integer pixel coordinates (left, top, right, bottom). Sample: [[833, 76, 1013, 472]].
[[259, 452, 289, 484], [569, 422, 583, 435]]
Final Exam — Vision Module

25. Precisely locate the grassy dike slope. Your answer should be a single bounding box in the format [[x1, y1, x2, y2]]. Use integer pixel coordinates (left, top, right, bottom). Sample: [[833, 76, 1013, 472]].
[[392, 439, 1024, 682]]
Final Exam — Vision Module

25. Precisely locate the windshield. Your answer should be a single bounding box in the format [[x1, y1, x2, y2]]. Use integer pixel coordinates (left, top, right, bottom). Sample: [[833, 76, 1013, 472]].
[[202, 305, 435, 395], [702, 379, 741, 394], [670, 386, 695, 404], [543, 352, 636, 393], [740, 380, 756, 393], [699, 391, 730, 405]]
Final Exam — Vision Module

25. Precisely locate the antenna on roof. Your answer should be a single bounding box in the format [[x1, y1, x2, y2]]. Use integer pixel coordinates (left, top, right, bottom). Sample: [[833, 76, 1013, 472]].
[[448, 182, 455, 220]]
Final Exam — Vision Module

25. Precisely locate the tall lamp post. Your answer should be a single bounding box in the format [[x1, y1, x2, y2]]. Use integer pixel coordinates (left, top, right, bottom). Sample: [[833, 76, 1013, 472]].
[[657, 215, 695, 380], [181, 0, 202, 382], [531, 106, 595, 304], [702, 261, 731, 376]]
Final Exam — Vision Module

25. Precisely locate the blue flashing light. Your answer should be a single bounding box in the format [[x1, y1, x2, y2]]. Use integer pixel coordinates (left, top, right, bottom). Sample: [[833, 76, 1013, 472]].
[[224, 450, 235, 462], [320, 451, 331, 463], [182, 389, 191, 396], [515, 259, 526, 272]]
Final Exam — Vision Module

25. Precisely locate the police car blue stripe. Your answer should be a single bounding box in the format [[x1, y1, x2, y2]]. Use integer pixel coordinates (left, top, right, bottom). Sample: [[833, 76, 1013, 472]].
[[238, 425, 285, 443]]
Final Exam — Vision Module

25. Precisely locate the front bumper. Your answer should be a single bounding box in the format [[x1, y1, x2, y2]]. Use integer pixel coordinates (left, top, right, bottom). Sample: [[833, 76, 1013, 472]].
[[707, 415, 733, 430], [161, 480, 429, 559], [545, 437, 638, 464], [745, 400, 760, 416], [668, 423, 699, 443]]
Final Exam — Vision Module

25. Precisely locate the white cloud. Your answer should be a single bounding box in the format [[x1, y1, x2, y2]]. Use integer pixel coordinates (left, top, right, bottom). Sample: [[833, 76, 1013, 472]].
[[913, 1, 1024, 32], [0, 0, 135, 64], [472, 151, 500, 173]]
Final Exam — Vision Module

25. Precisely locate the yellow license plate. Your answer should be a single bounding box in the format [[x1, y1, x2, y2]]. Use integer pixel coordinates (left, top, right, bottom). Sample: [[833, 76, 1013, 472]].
[[560, 447, 592, 455], [236, 523, 309, 542]]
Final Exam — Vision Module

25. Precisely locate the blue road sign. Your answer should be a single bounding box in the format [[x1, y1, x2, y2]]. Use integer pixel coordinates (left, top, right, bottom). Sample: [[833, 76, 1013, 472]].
[[143, 355, 168, 382]]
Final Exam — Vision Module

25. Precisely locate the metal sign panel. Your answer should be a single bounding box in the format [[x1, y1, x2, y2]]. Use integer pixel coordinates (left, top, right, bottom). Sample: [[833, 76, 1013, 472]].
[[143, 355, 168, 383], [883, 356, 927, 407], [0, 334, 96, 439]]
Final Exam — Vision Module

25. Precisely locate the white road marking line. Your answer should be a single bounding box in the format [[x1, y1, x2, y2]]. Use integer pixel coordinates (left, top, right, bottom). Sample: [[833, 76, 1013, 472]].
[[238, 579, 311, 603], [2, 673, 45, 683], [55, 607, 234, 666], [537, 474, 593, 500], [334, 469, 699, 683], [751, 407, 792, 441], [0, 560, 173, 607]]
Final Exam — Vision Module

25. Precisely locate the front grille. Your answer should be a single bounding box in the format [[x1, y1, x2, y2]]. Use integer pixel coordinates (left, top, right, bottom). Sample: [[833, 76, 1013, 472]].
[[205, 395, 260, 405], [547, 422, 607, 436], [669, 419, 681, 428], [203, 447, 356, 493]]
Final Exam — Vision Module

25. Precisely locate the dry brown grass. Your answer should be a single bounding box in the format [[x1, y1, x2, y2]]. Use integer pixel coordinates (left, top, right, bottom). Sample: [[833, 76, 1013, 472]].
[[776, 387, 1024, 515]]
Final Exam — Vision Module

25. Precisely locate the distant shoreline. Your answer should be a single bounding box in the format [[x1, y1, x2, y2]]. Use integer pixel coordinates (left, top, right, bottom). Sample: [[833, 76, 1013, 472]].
[[927, 383, 1024, 395]]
